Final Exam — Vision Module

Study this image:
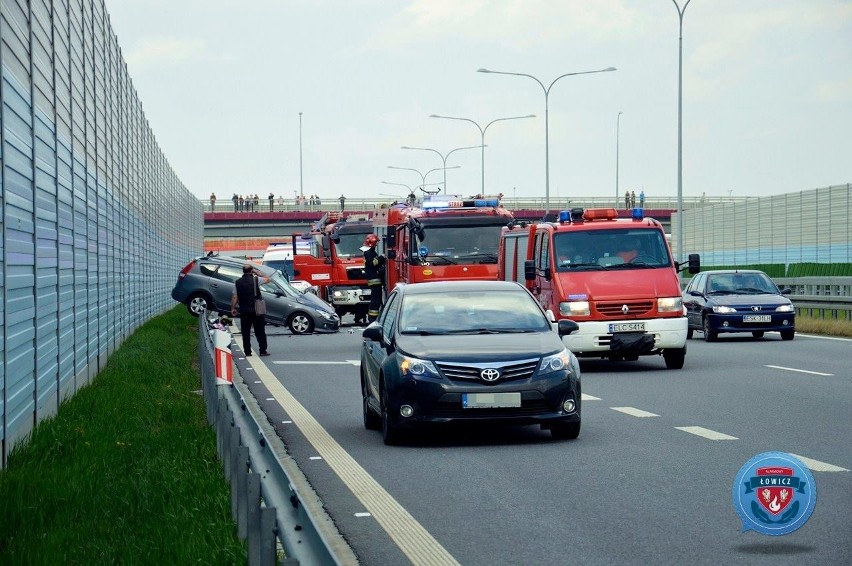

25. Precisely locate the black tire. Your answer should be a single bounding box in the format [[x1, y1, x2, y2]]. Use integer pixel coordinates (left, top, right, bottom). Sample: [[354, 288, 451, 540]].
[[686, 327, 694, 340], [703, 316, 717, 342], [780, 329, 795, 341], [550, 420, 581, 440], [663, 346, 686, 369], [288, 312, 314, 334], [752, 331, 764, 339], [186, 293, 211, 317], [362, 376, 381, 431], [381, 385, 403, 445]]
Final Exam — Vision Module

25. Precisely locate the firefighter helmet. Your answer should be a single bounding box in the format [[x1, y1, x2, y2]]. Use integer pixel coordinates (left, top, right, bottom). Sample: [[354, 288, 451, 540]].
[[363, 234, 379, 247]]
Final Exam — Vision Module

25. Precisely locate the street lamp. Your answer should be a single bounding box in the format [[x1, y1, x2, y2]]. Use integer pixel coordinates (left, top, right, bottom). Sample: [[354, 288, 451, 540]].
[[673, 0, 691, 263], [387, 165, 460, 193], [400, 144, 483, 194], [616, 111, 623, 209], [477, 66, 616, 217], [298, 112, 304, 197], [429, 113, 534, 195]]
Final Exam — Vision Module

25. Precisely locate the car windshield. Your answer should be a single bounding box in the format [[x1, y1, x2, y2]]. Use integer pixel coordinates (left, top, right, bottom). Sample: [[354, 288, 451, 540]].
[[709, 273, 777, 294], [264, 270, 303, 297], [398, 289, 549, 334], [554, 229, 671, 270]]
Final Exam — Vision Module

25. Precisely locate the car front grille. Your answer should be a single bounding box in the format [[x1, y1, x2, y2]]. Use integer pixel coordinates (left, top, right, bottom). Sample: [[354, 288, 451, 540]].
[[435, 358, 539, 383], [596, 300, 654, 317]]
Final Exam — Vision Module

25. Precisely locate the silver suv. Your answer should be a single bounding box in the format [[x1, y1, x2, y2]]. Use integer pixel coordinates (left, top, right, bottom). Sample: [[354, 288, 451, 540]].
[[171, 255, 340, 334]]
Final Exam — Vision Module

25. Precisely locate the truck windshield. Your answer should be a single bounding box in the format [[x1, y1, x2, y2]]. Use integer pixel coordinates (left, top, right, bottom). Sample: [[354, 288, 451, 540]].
[[414, 224, 502, 264], [554, 229, 672, 270], [334, 232, 370, 259]]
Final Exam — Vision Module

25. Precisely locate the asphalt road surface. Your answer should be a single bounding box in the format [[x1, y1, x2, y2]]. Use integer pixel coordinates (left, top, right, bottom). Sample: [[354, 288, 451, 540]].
[[238, 319, 851, 565]]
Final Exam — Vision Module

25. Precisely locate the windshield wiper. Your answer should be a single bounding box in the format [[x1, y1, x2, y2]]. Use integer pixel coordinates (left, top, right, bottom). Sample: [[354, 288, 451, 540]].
[[464, 252, 498, 261], [420, 255, 457, 265], [561, 262, 603, 270]]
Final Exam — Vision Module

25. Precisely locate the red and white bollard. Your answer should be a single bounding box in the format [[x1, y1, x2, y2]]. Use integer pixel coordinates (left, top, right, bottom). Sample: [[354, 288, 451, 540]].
[[213, 329, 233, 385]]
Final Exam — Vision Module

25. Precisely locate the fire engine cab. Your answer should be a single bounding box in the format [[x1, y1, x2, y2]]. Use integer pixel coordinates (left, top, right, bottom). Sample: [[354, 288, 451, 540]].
[[500, 207, 700, 369], [292, 212, 373, 321], [373, 195, 514, 290]]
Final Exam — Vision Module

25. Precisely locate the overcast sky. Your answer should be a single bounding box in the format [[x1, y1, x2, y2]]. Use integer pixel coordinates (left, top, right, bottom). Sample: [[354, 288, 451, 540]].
[[103, 0, 851, 204]]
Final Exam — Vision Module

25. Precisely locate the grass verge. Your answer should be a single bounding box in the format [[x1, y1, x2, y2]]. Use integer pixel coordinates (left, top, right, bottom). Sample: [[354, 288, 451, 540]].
[[0, 306, 244, 564], [796, 313, 852, 338]]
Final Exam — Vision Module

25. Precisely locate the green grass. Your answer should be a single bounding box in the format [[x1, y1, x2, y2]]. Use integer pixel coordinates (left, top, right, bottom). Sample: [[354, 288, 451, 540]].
[[796, 313, 852, 337], [0, 307, 244, 565]]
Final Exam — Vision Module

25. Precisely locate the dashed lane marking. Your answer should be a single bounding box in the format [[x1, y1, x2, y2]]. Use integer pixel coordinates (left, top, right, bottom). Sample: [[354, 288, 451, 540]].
[[675, 426, 738, 440], [273, 360, 361, 365], [788, 453, 850, 473], [611, 407, 659, 418], [581, 394, 601, 401], [765, 365, 833, 376]]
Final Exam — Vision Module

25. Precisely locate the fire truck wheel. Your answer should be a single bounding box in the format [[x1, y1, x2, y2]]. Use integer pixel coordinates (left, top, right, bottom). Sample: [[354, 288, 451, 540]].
[[663, 346, 686, 369], [287, 312, 314, 335]]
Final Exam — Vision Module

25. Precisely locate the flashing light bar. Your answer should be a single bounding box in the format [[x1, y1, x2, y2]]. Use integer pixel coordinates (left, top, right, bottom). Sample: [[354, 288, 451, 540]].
[[583, 208, 619, 221], [421, 197, 500, 210]]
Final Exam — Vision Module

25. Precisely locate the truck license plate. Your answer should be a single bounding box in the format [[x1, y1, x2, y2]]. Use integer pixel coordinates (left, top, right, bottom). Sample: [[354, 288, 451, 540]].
[[462, 392, 521, 408], [609, 322, 646, 333], [743, 315, 771, 322]]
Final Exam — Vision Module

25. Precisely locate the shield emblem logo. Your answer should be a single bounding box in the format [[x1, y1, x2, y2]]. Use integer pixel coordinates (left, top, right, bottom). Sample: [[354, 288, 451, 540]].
[[755, 467, 795, 515]]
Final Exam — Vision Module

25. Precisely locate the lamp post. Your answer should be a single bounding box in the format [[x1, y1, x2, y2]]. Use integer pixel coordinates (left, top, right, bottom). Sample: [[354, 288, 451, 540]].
[[387, 165, 460, 193], [429, 113, 534, 195], [673, 0, 691, 263], [400, 144, 483, 194], [477, 66, 616, 217], [298, 112, 304, 198], [616, 111, 623, 209]]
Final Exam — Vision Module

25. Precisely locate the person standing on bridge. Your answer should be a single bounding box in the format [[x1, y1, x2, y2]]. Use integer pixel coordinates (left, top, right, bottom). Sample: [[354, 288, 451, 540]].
[[361, 234, 385, 323], [624, 190, 630, 209], [210, 193, 216, 211], [268, 192, 275, 211], [639, 189, 645, 209], [339, 194, 346, 212]]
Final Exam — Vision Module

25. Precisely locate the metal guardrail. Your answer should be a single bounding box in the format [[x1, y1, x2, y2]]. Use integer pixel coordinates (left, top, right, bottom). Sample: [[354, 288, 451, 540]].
[[198, 315, 356, 565], [779, 277, 852, 321]]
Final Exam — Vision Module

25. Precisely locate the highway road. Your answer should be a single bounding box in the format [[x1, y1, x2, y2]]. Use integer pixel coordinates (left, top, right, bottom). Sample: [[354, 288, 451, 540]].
[[237, 319, 851, 565]]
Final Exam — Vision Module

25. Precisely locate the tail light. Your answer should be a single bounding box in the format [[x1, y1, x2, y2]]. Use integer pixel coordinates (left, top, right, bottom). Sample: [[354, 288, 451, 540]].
[[178, 260, 196, 279]]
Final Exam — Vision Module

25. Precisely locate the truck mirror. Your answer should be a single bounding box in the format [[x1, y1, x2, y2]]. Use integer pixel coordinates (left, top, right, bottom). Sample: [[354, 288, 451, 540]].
[[524, 260, 535, 281], [321, 235, 332, 258], [557, 319, 579, 336], [387, 249, 396, 260], [386, 231, 396, 249], [688, 253, 700, 274]]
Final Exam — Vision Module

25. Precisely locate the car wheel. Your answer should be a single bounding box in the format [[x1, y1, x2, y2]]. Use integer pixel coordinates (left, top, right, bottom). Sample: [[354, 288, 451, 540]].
[[702, 316, 717, 342], [663, 346, 686, 369], [381, 384, 403, 445], [780, 329, 795, 341], [752, 331, 765, 339], [686, 327, 694, 340], [186, 293, 211, 317], [550, 420, 581, 440], [288, 312, 314, 334], [362, 375, 381, 431]]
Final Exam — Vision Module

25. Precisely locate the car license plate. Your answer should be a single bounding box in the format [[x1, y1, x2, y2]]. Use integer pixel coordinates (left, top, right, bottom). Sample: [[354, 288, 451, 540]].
[[609, 322, 646, 333], [462, 392, 521, 409], [743, 315, 771, 322]]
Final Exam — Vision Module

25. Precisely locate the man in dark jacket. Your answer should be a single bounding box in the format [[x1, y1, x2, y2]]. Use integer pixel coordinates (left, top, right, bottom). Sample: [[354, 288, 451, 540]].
[[230, 263, 271, 357], [360, 234, 385, 322]]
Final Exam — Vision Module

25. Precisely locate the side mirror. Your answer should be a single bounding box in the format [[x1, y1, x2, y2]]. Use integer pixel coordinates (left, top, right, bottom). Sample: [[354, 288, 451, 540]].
[[362, 323, 383, 342], [557, 319, 579, 336], [524, 260, 535, 281], [321, 235, 332, 259], [387, 249, 397, 260], [780, 287, 792, 295], [687, 253, 700, 274], [543, 267, 551, 281]]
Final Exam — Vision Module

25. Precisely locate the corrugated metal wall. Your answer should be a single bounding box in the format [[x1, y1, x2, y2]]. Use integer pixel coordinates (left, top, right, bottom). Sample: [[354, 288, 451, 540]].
[[1, 0, 202, 467], [673, 184, 852, 266]]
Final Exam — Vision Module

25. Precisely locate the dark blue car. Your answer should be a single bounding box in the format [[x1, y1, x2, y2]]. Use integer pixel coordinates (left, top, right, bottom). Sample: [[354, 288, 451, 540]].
[[683, 270, 795, 341]]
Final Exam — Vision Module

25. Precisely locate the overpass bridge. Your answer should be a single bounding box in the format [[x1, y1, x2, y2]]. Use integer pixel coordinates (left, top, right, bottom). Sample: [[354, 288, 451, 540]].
[[203, 194, 742, 257]]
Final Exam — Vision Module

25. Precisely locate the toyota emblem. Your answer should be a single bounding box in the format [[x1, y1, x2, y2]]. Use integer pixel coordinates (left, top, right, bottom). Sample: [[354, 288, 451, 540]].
[[480, 368, 500, 382]]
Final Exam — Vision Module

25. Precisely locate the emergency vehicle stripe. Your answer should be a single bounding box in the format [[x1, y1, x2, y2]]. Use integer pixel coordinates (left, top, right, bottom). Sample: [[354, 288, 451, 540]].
[[248, 358, 461, 566]]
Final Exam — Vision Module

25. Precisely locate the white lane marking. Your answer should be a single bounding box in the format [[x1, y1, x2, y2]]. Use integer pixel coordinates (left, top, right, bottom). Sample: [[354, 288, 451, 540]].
[[266, 398, 275, 401], [581, 394, 601, 401], [355, 512, 372, 518], [788, 453, 850, 473], [254, 380, 262, 384], [797, 333, 852, 342], [282, 421, 292, 424], [610, 407, 659, 418], [248, 357, 460, 565], [675, 426, 738, 440], [273, 360, 361, 366], [309, 456, 323, 461], [765, 365, 833, 376]]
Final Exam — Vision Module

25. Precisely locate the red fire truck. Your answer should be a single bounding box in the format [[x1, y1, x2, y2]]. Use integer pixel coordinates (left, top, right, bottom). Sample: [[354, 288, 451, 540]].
[[499, 207, 700, 369], [292, 212, 373, 321], [373, 195, 515, 290]]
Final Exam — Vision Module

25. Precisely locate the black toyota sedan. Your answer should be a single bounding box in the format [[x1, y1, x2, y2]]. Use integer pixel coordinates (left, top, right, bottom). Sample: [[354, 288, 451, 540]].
[[682, 269, 795, 341], [360, 280, 581, 445]]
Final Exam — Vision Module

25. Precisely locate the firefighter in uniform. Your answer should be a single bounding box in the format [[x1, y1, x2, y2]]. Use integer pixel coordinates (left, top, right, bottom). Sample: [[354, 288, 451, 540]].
[[360, 234, 385, 322]]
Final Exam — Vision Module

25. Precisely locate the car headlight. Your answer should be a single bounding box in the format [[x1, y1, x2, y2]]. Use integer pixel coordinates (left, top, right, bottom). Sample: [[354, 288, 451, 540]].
[[559, 301, 590, 317], [712, 305, 737, 313], [398, 355, 440, 380], [540, 349, 573, 376], [657, 297, 682, 313], [317, 310, 335, 320], [775, 304, 794, 312]]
